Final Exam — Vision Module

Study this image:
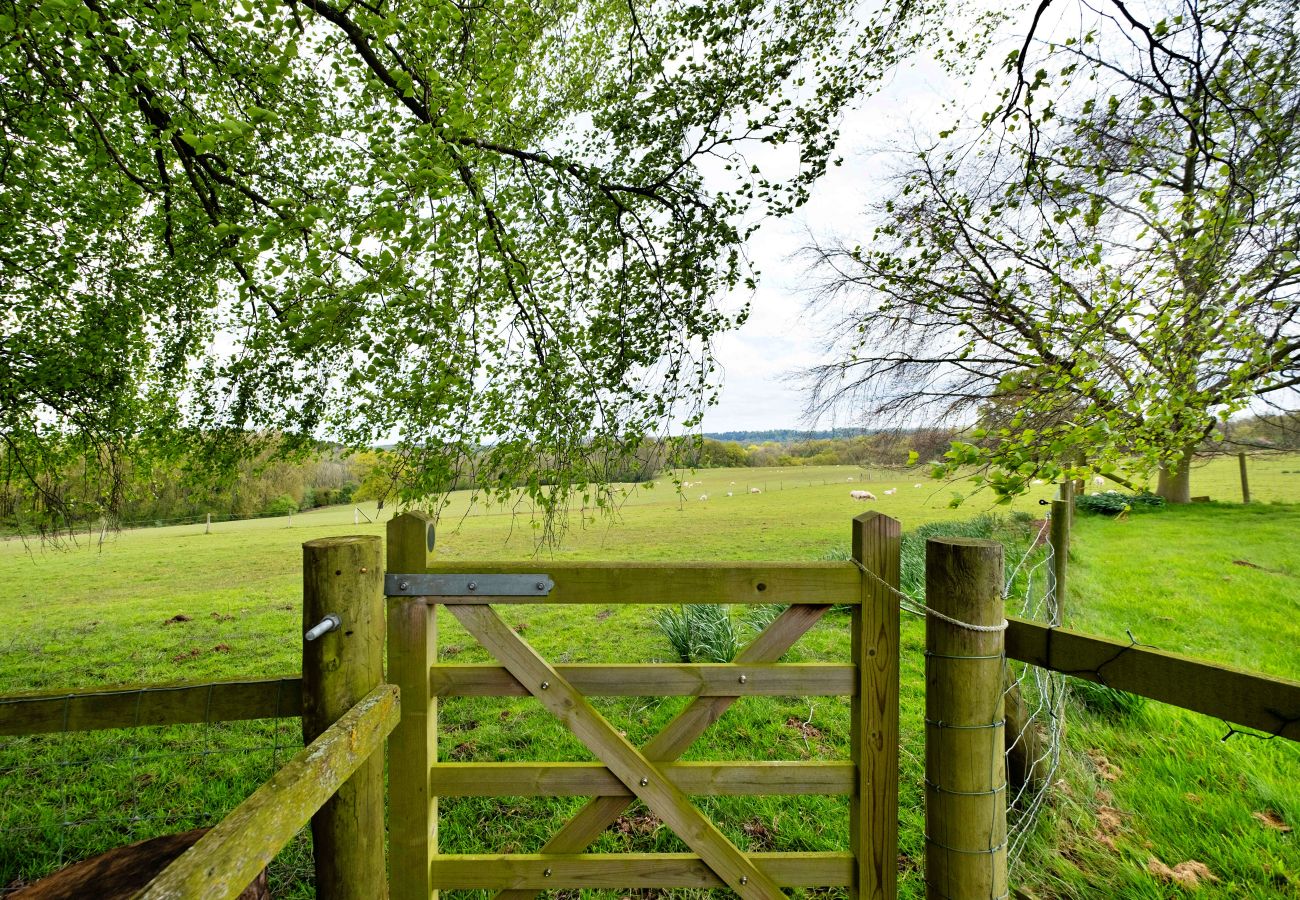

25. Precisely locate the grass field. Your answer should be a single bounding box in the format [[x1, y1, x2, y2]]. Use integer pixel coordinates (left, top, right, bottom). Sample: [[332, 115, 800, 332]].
[[0, 455, 1297, 897]]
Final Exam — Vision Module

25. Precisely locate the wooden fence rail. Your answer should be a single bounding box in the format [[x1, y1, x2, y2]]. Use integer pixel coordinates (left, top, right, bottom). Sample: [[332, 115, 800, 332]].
[[1006, 618, 1300, 741], [133, 683, 399, 900], [0, 677, 302, 736]]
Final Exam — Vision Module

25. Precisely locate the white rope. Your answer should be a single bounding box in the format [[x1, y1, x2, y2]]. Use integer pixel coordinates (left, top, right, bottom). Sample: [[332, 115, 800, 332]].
[[854, 560, 1010, 633]]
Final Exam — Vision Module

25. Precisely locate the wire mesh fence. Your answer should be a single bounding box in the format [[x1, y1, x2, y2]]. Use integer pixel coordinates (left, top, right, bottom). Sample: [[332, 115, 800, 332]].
[[0, 701, 307, 896]]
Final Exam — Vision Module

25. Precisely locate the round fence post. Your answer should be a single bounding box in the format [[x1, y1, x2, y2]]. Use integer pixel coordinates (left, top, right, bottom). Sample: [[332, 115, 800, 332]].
[[303, 535, 386, 899], [1238, 452, 1251, 504], [924, 537, 1007, 900], [1048, 498, 1070, 615]]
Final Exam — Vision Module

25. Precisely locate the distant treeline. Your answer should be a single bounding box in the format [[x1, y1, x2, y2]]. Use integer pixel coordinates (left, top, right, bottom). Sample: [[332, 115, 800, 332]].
[[680, 429, 958, 469], [701, 428, 877, 444]]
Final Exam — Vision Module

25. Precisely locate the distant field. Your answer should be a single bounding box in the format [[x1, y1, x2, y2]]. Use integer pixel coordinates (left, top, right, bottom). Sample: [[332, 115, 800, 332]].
[[0, 454, 1296, 898]]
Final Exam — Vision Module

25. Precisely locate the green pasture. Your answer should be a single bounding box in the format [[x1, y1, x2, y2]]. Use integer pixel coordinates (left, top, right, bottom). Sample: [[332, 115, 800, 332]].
[[0, 455, 1297, 897]]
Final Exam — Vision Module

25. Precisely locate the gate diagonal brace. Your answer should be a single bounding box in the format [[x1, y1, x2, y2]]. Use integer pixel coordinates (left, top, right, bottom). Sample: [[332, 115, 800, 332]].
[[491, 602, 832, 900], [448, 603, 787, 900]]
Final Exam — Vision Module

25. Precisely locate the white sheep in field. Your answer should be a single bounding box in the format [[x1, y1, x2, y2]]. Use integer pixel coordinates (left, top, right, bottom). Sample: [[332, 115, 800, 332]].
[[749, 487, 761, 494], [883, 488, 897, 495], [1092, 476, 1106, 486], [1031, 479, 1045, 485], [726, 491, 734, 497], [846, 476, 854, 482], [730, 481, 736, 485], [914, 483, 923, 488], [850, 490, 876, 501], [699, 494, 708, 501]]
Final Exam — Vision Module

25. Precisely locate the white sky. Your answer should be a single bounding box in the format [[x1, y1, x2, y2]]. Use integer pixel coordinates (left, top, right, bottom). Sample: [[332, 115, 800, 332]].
[[700, 13, 1019, 434]]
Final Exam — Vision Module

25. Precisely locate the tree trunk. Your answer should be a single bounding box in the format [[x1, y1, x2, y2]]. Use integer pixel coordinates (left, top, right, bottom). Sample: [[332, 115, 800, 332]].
[[1156, 445, 1195, 504]]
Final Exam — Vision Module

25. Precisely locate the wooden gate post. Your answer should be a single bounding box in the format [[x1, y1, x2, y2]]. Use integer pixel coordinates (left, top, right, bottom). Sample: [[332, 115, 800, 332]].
[[387, 512, 437, 900], [1048, 498, 1070, 614], [851, 512, 900, 900], [1239, 452, 1251, 504], [302, 535, 387, 899], [924, 537, 1007, 900]]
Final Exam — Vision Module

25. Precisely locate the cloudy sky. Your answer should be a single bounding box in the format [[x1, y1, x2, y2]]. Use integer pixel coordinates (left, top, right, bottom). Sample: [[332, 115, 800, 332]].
[[699, 9, 1022, 435]]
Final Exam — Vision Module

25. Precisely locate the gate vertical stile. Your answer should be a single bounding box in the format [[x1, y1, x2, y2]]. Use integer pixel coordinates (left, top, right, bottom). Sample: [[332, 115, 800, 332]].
[[387, 512, 438, 900], [851, 512, 901, 899]]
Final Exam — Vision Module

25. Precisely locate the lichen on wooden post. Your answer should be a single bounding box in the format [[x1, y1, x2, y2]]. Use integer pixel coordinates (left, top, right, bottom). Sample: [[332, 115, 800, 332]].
[[302, 534, 386, 900], [924, 537, 1007, 900], [386, 511, 438, 900], [850, 512, 900, 900]]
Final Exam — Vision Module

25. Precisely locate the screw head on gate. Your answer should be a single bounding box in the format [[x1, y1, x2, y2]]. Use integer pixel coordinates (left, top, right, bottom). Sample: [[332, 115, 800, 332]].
[[738, 674, 747, 685], [536, 581, 547, 591], [639, 776, 649, 786], [540, 681, 550, 690], [467, 581, 478, 591], [543, 868, 552, 877], [398, 581, 410, 591], [740, 876, 748, 885]]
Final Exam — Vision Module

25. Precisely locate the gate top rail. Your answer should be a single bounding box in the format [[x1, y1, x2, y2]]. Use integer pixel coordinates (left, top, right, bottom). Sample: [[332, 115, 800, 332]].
[[388, 560, 860, 605]]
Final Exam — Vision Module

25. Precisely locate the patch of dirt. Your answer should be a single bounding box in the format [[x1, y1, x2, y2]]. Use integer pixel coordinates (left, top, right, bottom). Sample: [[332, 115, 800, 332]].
[[171, 648, 202, 662], [742, 817, 777, 850], [449, 741, 477, 761], [512, 621, 529, 634], [1086, 749, 1122, 782], [1252, 810, 1292, 832], [595, 609, 614, 621], [1147, 858, 1218, 888], [441, 644, 463, 658], [211, 643, 231, 653], [613, 812, 661, 837], [210, 612, 235, 622], [163, 614, 192, 625]]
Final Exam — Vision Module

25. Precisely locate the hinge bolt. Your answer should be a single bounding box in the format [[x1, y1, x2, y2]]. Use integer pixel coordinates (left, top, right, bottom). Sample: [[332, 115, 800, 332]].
[[740, 876, 748, 885], [543, 867, 552, 877], [536, 581, 547, 591], [639, 777, 649, 786], [398, 581, 409, 591], [540, 681, 549, 690], [738, 674, 747, 684], [467, 581, 478, 591]]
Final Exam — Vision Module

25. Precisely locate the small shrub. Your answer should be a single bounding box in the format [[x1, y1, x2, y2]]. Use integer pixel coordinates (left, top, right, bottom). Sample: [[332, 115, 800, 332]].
[[1071, 678, 1147, 718], [654, 605, 741, 663], [263, 494, 299, 517], [1075, 491, 1165, 517]]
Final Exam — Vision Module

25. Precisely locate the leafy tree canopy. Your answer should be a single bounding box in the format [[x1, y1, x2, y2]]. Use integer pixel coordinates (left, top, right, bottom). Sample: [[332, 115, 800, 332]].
[[805, 0, 1300, 502], [1, 0, 951, 530]]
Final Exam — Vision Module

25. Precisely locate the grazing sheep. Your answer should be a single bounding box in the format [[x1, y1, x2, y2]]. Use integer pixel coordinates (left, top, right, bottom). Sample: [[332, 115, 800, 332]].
[[749, 487, 761, 494], [850, 490, 876, 501], [914, 483, 923, 488], [1092, 476, 1105, 486], [883, 488, 897, 495], [699, 494, 708, 501], [726, 491, 733, 497], [1031, 479, 1045, 485]]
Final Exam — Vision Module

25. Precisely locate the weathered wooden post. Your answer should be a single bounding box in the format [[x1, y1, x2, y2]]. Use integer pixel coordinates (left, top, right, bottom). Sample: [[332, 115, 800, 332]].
[[1239, 452, 1251, 504], [1059, 478, 1075, 526], [387, 512, 437, 900], [302, 535, 386, 899], [851, 512, 901, 900], [205, 513, 211, 535], [1048, 498, 1070, 614], [924, 537, 1007, 900]]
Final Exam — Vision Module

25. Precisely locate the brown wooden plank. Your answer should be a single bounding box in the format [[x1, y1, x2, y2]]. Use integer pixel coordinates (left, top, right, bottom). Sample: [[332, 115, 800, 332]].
[[449, 604, 785, 900], [432, 663, 854, 697], [851, 512, 900, 900], [430, 761, 855, 796], [416, 561, 856, 605], [492, 601, 831, 900], [387, 512, 440, 900], [1006, 617, 1300, 741], [0, 677, 301, 736], [135, 684, 399, 900], [432, 852, 852, 889]]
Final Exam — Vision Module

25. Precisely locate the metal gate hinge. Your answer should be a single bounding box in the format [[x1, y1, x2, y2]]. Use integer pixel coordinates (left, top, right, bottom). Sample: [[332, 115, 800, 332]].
[[385, 574, 554, 597]]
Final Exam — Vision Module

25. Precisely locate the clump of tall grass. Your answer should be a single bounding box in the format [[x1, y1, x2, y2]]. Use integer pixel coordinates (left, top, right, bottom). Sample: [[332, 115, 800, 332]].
[[1071, 678, 1147, 718], [655, 605, 742, 663]]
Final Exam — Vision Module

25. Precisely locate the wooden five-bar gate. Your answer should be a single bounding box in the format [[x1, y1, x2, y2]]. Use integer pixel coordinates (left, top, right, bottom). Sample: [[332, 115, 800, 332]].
[[384, 510, 903, 900], [2, 508, 1297, 899]]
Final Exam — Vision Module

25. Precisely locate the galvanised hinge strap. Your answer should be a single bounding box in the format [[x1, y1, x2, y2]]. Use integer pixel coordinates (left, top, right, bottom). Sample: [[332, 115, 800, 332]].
[[385, 574, 554, 597]]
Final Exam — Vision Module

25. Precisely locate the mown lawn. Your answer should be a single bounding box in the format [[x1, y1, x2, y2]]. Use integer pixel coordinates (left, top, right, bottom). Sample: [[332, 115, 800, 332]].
[[0, 455, 1296, 897]]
